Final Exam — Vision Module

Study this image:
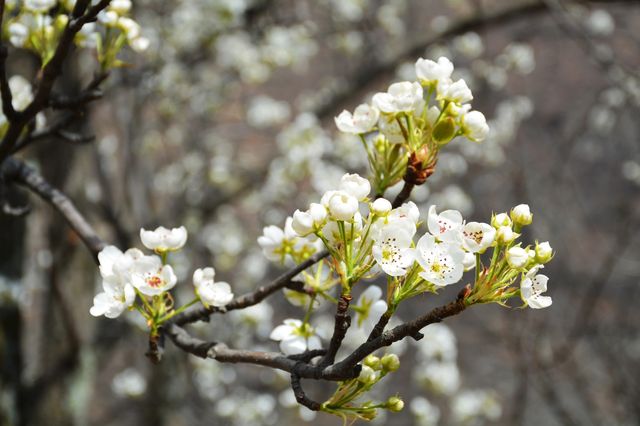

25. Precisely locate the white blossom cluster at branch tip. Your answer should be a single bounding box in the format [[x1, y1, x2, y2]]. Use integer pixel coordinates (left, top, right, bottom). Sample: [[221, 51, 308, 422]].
[[91, 226, 235, 327], [5, 0, 148, 68], [332, 56, 489, 197]]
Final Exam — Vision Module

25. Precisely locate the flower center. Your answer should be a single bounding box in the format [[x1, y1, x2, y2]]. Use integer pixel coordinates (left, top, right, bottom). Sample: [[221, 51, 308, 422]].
[[146, 275, 163, 288]]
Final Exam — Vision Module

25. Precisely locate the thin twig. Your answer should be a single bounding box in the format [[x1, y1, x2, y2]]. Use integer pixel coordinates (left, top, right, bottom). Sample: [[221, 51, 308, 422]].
[[172, 250, 330, 325]]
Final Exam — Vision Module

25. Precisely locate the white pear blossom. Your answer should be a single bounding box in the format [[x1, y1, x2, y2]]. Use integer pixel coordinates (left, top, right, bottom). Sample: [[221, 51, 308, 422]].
[[461, 222, 495, 253], [372, 224, 414, 276], [269, 319, 322, 355], [353, 286, 388, 335], [451, 390, 502, 424], [427, 205, 463, 243], [8, 23, 28, 47], [415, 234, 465, 286], [90, 246, 139, 318], [291, 209, 314, 236], [109, 0, 132, 15], [130, 36, 150, 53], [418, 361, 460, 395], [131, 255, 178, 296], [98, 10, 119, 26], [24, 0, 55, 12], [193, 267, 234, 308], [334, 104, 380, 134], [417, 323, 457, 362], [461, 110, 489, 142], [372, 201, 419, 241], [506, 246, 528, 269], [90, 279, 135, 318], [339, 173, 370, 201], [511, 204, 533, 226], [521, 266, 552, 309], [437, 79, 473, 104], [8, 76, 34, 111], [140, 226, 187, 252], [372, 81, 423, 114], [118, 17, 141, 39], [257, 218, 298, 262], [415, 56, 454, 84]]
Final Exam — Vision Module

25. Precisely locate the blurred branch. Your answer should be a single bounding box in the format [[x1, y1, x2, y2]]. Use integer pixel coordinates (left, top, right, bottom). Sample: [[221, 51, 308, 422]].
[[314, 0, 639, 120], [1, 157, 106, 260], [166, 288, 469, 384], [0, 0, 113, 164]]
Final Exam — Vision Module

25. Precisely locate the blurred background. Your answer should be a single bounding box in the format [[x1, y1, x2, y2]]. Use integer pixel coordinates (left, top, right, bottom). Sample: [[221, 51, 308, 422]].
[[1, 0, 640, 425]]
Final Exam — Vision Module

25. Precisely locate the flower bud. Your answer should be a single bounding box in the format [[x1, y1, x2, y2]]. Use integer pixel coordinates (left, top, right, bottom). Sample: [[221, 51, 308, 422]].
[[371, 198, 392, 216], [327, 191, 359, 221], [381, 353, 400, 372], [340, 173, 371, 201], [492, 212, 512, 228], [358, 365, 378, 385], [535, 241, 553, 263], [308, 203, 328, 226], [432, 117, 456, 145], [496, 226, 516, 244], [386, 396, 404, 412], [291, 209, 313, 236], [364, 354, 381, 370], [506, 246, 528, 269], [511, 204, 533, 226], [461, 110, 489, 142]]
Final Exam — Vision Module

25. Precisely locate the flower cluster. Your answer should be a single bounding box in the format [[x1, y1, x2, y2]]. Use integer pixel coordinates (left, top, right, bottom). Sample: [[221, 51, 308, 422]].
[[90, 226, 233, 333], [334, 57, 489, 194], [5, 0, 148, 68], [281, 173, 553, 310], [322, 353, 403, 422]]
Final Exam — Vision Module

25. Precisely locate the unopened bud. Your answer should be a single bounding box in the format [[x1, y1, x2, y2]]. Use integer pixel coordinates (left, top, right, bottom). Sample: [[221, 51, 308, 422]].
[[364, 354, 381, 370], [492, 212, 512, 228], [432, 117, 456, 145], [496, 226, 516, 244], [371, 198, 392, 216], [381, 353, 400, 372], [386, 396, 404, 412], [535, 241, 553, 264], [511, 204, 533, 226], [358, 365, 377, 385]]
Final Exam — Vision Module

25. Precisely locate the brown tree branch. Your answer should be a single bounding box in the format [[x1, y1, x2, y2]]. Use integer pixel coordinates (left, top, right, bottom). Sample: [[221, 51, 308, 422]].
[[318, 293, 352, 367], [1, 157, 106, 260], [171, 250, 330, 325]]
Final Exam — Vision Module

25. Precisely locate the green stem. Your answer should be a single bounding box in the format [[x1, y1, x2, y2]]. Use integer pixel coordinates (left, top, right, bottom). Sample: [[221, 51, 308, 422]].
[[157, 298, 199, 323]]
